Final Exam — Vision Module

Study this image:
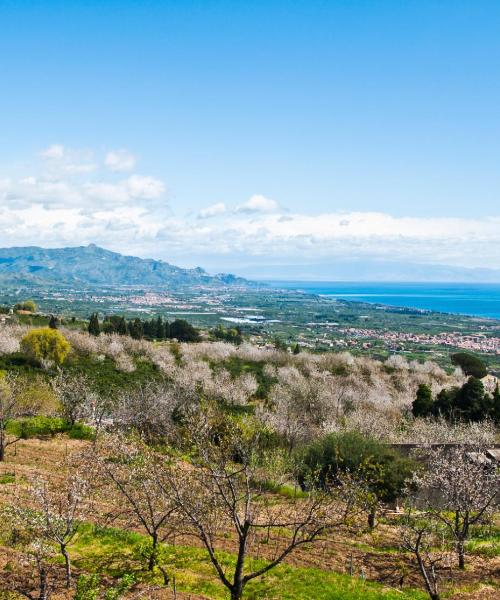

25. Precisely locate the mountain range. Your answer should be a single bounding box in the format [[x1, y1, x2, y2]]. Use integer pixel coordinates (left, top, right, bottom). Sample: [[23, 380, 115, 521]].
[[0, 245, 254, 288]]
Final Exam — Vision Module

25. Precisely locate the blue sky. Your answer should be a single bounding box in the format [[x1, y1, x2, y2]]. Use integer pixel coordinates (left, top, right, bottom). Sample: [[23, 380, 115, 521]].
[[0, 1, 499, 277]]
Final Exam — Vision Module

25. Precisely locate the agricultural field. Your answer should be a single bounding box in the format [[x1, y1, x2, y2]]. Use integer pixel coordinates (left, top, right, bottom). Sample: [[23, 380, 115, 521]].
[[0, 316, 498, 599], [0, 435, 498, 599], [1, 284, 499, 373]]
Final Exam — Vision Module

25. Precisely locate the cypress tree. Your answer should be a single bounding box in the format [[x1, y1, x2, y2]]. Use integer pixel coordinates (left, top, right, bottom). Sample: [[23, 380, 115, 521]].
[[129, 318, 144, 340], [117, 317, 128, 336], [88, 313, 100, 336], [412, 383, 433, 417], [432, 387, 458, 419], [156, 316, 165, 339], [491, 383, 500, 424], [456, 377, 487, 421]]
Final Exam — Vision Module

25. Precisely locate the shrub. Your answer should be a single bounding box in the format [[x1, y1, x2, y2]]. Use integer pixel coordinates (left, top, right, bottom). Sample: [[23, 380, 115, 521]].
[[6, 416, 68, 438], [21, 328, 70, 366], [14, 300, 37, 313], [67, 422, 95, 440], [300, 431, 417, 526], [451, 352, 487, 379], [412, 384, 433, 417]]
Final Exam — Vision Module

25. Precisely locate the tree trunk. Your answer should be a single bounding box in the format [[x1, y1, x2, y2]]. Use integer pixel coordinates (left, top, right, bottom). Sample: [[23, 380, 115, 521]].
[[158, 564, 170, 585], [148, 534, 158, 571], [457, 541, 465, 569], [61, 544, 71, 588], [368, 506, 376, 529], [416, 554, 439, 600], [38, 561, 49, 600], [0, 425, 5, 462], [230, 587, 243, 600], [231, 528, 248, 600]]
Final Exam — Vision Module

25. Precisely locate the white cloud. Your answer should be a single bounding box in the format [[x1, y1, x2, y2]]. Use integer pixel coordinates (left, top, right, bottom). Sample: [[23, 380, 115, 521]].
[[198, 202, 226, 219], [2, 146, 499, 272], [39, 144, 97, 176], [236, 194, 279, 213], [105, 149, 136, 172], [0, 145, 165, 214], [126, 174, 164, 199], [63, 162, 97, 174], [40, 144, 65, 159]]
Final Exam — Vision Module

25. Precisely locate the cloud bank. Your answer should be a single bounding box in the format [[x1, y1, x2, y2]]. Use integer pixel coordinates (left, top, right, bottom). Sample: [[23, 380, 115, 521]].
[[1, 145, 499, 275]]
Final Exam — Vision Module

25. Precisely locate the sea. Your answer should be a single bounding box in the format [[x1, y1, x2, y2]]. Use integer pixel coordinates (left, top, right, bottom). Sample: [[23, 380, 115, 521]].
[[264, 282, 500, 320]]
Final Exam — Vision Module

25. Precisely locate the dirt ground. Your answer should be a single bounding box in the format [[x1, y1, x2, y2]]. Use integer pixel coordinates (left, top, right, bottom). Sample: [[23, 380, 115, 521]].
[[0, 436, 498, 600]]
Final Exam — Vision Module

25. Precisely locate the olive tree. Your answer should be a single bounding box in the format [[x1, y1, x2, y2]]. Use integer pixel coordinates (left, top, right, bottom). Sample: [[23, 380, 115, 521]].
[[300, 431, 417, 528]]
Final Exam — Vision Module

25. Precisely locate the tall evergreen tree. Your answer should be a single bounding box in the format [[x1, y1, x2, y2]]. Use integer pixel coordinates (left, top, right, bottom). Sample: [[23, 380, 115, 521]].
[[88, 313, 100, 336], [48, 315, 58, 329], [451, 352, 487, 378], [117, 317, 128, 336], [432, 387, 458, 419], [155, 316, 165, 339], [455, 377, 487, 421], [492, 383, 500, 424], [129, 318, 144, 340], [412, 384, 433, 417]]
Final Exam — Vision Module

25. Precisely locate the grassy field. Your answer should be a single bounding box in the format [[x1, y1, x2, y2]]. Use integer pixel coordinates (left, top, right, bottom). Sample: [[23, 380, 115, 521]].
[[0, 436, 498, 599], [68, 524, 427, 600]]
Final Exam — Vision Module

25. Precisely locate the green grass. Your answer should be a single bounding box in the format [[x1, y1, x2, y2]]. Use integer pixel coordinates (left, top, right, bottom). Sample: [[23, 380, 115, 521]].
[[213, 357, 277, 401], [466, 528, 500, 558], [6, 416, 95, 441], [64, 353, 163, 395], [0, 473, 15, 485], [68, 523, 426, 600], [0, 349, 163, 395]]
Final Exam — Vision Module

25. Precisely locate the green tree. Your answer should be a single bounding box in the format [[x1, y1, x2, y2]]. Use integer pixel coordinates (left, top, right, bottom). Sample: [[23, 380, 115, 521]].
[[412, 384, 433, 417], [155, 316, 166, 339], [14, 299, 37, 313], [432, 387, 458, 419], [300, 431, 416, 528], [273, 337, 286, 351], [48, 315, 58, 329], [88, 313, 100, 337], [293, 343, 301, 355], [129, 318, 144, 340], [451, 352, 487, 379], [102, 320, 115, 334], [492, 383, 500, 424], [21, 328, 70, 366], [212, 324, 242, 345], [455, 377, 489, 421], [117, 317, 128, 336], [169, 319, 200, 342]]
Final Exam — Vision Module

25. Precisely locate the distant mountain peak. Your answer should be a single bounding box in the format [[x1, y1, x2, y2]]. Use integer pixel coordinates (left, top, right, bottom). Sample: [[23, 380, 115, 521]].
[[0, 245, 254, 289]]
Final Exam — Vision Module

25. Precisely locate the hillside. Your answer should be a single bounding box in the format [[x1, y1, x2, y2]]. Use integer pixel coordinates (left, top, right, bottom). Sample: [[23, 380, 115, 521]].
[[0, 244, 254, 288], [0, 320, 498, 599]]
